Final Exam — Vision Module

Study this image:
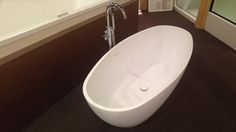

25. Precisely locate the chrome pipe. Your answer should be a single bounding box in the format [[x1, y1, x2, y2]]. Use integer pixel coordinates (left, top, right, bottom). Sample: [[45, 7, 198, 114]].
[[103, 2, 127, 49]]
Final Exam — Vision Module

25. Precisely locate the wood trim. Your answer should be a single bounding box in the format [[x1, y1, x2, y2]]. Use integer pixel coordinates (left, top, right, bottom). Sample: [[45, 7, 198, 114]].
[[140, 0, 148, 11], [195, 0, 212, 29]]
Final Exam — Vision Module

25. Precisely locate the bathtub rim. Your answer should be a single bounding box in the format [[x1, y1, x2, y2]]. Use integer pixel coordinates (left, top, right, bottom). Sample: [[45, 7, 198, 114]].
[[83, 25, 193, 112]]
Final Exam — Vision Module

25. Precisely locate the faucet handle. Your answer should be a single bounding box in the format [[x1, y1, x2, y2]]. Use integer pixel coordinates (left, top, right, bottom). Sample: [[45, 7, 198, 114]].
[[103, 30, 109, 40]]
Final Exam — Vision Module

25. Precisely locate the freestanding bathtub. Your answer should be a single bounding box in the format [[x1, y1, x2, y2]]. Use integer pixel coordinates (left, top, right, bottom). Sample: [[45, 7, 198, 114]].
[[83, 25, 193, 127]]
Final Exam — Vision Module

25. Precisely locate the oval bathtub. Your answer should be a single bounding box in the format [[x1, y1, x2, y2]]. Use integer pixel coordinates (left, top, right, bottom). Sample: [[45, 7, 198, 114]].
[[83, 25, 193, 127]]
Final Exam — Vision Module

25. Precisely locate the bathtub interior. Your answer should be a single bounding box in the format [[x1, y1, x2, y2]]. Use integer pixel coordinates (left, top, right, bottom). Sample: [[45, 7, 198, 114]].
[[85, 26, 192, 109]]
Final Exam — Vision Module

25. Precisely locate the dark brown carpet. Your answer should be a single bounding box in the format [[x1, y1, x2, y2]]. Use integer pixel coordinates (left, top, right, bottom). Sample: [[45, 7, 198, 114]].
[[25, 11, 236, 132]]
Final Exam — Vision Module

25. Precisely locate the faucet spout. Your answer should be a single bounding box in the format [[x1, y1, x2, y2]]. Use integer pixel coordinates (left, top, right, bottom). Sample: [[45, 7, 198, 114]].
[[113, 3, 127, 20]]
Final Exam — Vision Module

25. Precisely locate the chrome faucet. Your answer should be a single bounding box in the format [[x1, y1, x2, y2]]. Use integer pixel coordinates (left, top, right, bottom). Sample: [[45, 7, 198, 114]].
[[103, 2, 127, 49]]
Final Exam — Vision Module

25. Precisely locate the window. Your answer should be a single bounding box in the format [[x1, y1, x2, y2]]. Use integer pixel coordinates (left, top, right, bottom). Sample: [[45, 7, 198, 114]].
[[211, 0, 236, 24]]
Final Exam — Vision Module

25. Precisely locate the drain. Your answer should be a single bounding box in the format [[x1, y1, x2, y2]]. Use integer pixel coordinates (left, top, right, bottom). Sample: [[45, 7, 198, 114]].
[[139, 86, 149, 92]]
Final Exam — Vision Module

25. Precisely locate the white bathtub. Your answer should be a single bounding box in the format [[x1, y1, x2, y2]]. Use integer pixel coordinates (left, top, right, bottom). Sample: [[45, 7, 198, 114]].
[[83, 25, 193, 127]]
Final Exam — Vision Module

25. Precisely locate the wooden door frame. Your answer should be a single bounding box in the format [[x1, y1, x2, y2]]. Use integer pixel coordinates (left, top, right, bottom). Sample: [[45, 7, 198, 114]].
[[140, 0, 148, 11], [195, 0, 212, 29]]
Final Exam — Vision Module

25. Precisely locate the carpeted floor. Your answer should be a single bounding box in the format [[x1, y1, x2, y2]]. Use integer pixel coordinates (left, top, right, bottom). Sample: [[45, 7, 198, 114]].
[[24, 11, 236, 132]]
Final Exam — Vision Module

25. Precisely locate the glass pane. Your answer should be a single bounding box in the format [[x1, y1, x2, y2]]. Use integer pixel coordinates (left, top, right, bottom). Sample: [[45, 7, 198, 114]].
[[186, 0, 200, 17], [211, 0, 236, 24], [176, 0, 201, 18]]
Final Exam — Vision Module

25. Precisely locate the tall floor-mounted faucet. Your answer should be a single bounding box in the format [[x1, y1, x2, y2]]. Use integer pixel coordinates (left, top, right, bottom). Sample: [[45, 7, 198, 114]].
[[103, 1, 127, 49]]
